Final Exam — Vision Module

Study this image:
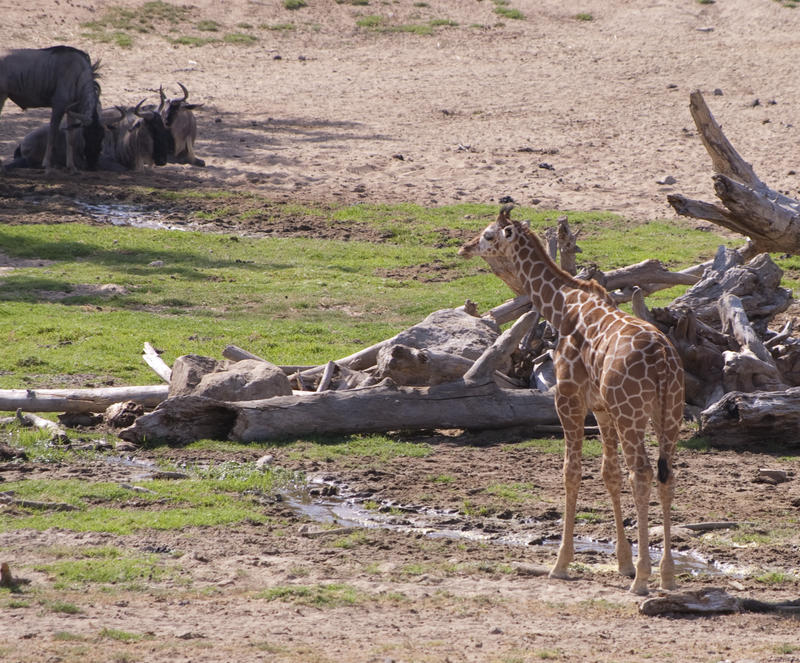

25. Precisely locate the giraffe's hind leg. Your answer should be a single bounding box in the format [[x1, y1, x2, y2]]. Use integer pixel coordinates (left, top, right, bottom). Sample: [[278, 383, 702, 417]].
[[618, 423, 654, 595], [594, 410, 635, 578]]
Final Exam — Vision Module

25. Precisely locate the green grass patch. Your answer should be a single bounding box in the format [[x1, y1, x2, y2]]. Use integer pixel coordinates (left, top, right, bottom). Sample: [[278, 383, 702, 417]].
[[575, 12, 594, 21], [284, 0, 307, 9], [224, 32, 258, 45], [257, 583, 365, 606], [99, 628, 148, 642], [196, 19, 220, 31], [37, 553, 169, 590], [511, 437, 603, 459], [0, 464, 297, 535], [261, 22, 296, 31], [286, 434, 433, 462], [81, 1, 192, 46], [486, 481, 539, 504]]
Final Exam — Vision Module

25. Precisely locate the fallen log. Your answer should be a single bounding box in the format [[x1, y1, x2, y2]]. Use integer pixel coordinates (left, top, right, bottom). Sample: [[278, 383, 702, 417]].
[[15, 409, 69, 444], [233, 379, 561, 442], [142, 342, 171, 383], [640, 587, 800, 617], [118, 380, 562, 445], [0, 385, 168, 413], [700, 386, 800, 449], [120, 310, 564, 445]]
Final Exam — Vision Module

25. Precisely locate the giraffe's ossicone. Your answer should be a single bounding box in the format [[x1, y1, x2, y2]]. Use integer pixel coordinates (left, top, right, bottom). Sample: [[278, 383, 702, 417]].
[[459, 205, 685, 595]]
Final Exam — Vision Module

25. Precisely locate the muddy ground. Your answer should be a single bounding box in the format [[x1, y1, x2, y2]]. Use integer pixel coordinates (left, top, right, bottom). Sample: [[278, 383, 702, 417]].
[[2, 1, 800, 661]]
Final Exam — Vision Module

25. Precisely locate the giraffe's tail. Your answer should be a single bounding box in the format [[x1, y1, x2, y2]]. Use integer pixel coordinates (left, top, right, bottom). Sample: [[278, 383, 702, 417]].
[[653, 339, 684, 485]]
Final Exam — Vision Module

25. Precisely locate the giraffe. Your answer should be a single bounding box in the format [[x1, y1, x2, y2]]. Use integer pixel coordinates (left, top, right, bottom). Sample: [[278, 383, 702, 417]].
[[459, 205, 685, 595]]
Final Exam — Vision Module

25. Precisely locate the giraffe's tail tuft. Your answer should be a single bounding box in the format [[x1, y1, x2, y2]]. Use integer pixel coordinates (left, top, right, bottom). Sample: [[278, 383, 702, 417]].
[[657, 457, 670, 484]]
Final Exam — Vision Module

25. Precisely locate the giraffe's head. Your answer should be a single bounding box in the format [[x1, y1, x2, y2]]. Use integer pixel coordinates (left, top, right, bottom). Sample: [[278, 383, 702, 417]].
[[458, 205, 526, 259], [458, 205, 529, 295]]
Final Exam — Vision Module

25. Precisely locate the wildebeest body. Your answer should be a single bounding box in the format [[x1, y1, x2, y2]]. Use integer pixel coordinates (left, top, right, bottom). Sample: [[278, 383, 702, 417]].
[[0, 45, 103, 172]]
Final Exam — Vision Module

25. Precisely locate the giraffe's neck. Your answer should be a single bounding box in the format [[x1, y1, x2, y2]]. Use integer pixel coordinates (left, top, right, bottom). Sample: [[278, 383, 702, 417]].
[[508, 230, 599, 332]]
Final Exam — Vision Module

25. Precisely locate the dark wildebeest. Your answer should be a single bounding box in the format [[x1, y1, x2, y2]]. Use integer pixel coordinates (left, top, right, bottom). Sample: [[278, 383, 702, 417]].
[[0, 45, 104, 173], [158, 82, 205, 166], [10, 100, 173, 172]]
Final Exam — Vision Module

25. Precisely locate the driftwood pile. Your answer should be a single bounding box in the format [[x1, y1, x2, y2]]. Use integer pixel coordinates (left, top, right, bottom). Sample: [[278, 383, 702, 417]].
[[2, 90, 800, 449]]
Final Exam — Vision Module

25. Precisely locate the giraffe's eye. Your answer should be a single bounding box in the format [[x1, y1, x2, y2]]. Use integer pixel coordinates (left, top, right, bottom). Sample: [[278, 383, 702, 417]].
[[483, 230, 495, 241]]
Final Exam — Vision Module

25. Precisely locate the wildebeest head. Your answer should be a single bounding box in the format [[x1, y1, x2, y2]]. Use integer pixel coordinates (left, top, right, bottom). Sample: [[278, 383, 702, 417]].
[[81, 107, 105, 170], [158, 82, 203, 128], [131, 99, 174, 166]]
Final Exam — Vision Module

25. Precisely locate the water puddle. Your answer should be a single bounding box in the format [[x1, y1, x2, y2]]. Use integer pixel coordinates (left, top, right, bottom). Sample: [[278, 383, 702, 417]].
[[282, 476, 728, 578], [75, 201, 186, 231]]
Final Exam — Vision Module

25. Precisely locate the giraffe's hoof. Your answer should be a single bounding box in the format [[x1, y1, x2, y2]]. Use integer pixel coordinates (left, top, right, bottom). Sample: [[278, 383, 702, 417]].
[[548, 569, 570, 580], [628, 581, 650, 596], [619, 564, 636, 578]]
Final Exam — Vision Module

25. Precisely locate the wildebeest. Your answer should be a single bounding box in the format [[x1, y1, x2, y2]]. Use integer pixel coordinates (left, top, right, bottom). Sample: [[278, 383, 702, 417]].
[[9, 99, 173, 172], [108, 99, 174, 170], [0, 45, 104, 173], [158, 82, 205, 166]]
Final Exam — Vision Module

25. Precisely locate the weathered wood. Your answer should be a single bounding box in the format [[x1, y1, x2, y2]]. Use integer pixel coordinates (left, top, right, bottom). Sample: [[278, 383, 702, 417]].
[[556, 216, 581, 275], [640, 587, 800, 617], [316, 361, 336, 392], [464, 311, 538, 384], [717, 292, 788, 393], [376, 344, 475, 386], [142, 342, 172, 383], [231, 380, 561, 443], [484, 294, 533, 325], [222, 345, 313, 375], [668, 90, 800, 255], [118, 395, 238, 446], [119, 380, 562, 445], [222, 344, 267, 363], [669, 247, 790, 333], [700, 386, 800, 448], [15, 409, 69, 443], [0, 385, 168, 413]]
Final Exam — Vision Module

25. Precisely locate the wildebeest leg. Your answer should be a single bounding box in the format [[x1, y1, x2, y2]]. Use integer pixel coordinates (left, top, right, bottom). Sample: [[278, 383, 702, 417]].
[[45, 107, 67, 174], [0, 95, 6, 173], [186, 144, 205, 167]]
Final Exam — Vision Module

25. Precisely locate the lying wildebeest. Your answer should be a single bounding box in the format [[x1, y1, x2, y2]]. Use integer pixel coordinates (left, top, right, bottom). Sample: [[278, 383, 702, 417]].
[[9, 99, 173, 172], [158, 82, 205, 166], [0, 45, 104, 173], [107, 99, 174, 170]]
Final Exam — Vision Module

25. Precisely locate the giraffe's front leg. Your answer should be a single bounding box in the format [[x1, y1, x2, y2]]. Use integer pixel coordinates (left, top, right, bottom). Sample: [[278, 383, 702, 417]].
[[550, 392, 585, 580]]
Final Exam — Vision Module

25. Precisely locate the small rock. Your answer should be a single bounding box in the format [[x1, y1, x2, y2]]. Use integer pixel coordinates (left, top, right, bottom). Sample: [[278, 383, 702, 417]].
[[255, 454, 274, 469], [148, 260, 164, 268], [538, 162, 555, 170], [657, 175, 677, 185], [713, 88, 724, 96], [115, 439, 138, 452]]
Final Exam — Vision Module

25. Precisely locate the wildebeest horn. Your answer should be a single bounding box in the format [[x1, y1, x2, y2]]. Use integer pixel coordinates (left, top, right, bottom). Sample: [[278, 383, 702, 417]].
[[177, 82, 189, 101], [158, 85, 166, 111], [134, 98, 147, 116]]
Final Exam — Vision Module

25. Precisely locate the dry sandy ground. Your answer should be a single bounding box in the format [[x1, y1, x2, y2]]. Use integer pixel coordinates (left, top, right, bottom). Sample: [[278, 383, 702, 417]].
[[2, 0, 800, 219], [2, 1, 800, 662]]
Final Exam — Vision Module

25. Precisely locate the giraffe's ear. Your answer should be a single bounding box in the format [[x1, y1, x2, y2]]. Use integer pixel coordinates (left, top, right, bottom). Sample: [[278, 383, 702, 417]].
[[502, 225, 514, 239], [519, 219, 529, 231]]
